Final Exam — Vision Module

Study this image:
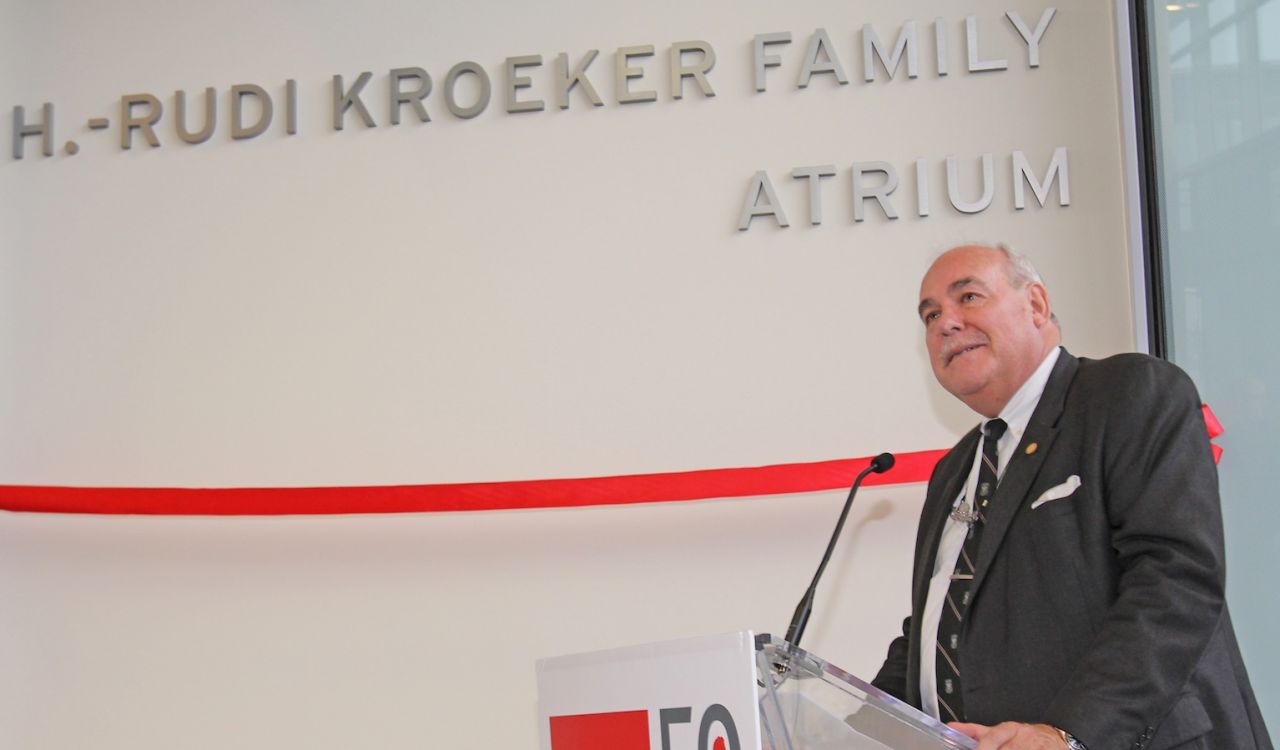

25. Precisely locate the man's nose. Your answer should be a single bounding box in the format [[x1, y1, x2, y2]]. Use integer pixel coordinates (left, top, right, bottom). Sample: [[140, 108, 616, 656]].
[[936, 306, 963, 333]]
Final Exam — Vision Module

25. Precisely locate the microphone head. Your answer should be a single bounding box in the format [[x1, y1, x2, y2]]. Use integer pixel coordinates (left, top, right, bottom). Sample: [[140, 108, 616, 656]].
[[869, 452, 895, 473]]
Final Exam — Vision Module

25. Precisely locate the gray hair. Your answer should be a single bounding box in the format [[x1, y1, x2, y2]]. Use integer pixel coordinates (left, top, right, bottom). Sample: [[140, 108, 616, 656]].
[[992, 242, 1044, 289], [955, 242, 1060, 330]]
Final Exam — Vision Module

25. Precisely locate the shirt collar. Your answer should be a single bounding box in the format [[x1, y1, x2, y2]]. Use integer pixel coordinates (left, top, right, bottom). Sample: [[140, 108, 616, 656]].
[[987, 346, 1061, 448]]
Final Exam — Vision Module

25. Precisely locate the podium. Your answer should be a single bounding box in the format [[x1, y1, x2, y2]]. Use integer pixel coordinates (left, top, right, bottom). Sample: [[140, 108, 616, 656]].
[[537, 631, 975, 750]]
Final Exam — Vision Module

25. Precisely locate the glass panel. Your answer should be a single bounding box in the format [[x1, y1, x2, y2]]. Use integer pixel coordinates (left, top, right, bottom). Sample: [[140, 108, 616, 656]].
[[1145, 0, 1280, 726], [1261, 0, 1280, 62], [755, 635, 975, 750], [1209, 0, 1238, 26], [1209, 26, 1240, 66]]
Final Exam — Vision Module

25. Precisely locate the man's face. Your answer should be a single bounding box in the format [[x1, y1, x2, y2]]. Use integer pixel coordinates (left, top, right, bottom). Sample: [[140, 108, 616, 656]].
[[916, 246, 1052, 416]]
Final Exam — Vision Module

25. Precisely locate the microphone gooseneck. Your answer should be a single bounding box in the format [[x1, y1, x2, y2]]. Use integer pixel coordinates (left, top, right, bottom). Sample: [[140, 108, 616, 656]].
[[783, 452, 895, 648]]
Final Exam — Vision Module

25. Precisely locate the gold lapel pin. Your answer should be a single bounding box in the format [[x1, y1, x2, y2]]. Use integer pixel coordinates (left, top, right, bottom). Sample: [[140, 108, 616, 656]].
[[1025, 442, 1039, 455]]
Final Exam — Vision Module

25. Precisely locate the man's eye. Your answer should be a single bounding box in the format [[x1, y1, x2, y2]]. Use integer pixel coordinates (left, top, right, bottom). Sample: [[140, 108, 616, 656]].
[[961, 292, 979, 302], [923, 311, 939, 324]]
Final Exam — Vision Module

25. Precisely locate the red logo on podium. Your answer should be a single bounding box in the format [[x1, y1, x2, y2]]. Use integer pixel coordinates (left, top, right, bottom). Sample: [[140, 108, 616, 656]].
[[550, 710, 650, 750]]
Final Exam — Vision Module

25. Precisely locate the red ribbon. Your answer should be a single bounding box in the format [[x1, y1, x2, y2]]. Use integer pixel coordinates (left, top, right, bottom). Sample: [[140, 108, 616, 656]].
[[0, 449, 947, 515], [1203, 403, 1224, 465], [0, 404, 1224, 515]]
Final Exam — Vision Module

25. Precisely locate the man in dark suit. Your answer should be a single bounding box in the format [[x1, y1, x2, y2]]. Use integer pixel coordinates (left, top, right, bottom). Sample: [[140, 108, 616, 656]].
[[871, 244, 1271, 750]]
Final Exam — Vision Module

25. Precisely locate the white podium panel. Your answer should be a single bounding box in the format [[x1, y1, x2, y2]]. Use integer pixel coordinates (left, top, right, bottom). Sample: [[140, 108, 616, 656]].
[[537, 631, 761, 750]]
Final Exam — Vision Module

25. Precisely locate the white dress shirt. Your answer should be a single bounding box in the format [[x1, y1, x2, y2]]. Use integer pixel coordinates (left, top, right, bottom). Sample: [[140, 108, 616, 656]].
[[918, 346, 1061, 720]]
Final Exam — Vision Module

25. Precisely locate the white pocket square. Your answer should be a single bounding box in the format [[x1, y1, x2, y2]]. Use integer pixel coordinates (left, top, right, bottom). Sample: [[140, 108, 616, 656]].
[[1031, 475, 1081, 509]]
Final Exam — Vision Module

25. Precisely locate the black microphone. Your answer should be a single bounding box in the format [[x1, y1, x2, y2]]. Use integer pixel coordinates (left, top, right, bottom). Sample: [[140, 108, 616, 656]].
[[783, 452, 895, 648]]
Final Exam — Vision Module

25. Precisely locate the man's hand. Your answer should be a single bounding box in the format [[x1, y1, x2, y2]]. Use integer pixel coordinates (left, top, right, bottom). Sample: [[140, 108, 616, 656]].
[[947, 722, 1068, 749]]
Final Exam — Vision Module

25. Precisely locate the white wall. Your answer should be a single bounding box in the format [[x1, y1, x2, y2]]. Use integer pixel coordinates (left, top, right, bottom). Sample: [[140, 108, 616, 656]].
[[0, 1, 1137, 748], [1, 487, 923, 750]]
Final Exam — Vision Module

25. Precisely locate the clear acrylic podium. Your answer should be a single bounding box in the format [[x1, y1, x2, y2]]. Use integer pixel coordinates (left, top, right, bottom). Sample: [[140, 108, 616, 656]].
[[536, 630, 975, 750], [757, 633, 975, 750]]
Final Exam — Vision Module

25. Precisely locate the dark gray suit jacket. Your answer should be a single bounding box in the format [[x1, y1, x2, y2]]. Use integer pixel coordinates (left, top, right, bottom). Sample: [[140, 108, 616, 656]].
[[872, 350, 1272, 750]]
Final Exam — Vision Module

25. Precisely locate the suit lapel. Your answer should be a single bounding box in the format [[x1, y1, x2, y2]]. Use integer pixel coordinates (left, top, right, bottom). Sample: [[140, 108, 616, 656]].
[[971, 350, 1079, 597]]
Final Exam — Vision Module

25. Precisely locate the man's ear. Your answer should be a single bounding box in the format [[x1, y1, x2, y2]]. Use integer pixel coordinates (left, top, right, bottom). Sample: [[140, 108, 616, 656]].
[[1027, 282, 1051, 327]]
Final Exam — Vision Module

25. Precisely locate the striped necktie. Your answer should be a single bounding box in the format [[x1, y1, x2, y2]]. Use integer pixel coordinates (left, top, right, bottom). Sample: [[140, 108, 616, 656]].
[[935, 417, 1006, 722]]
